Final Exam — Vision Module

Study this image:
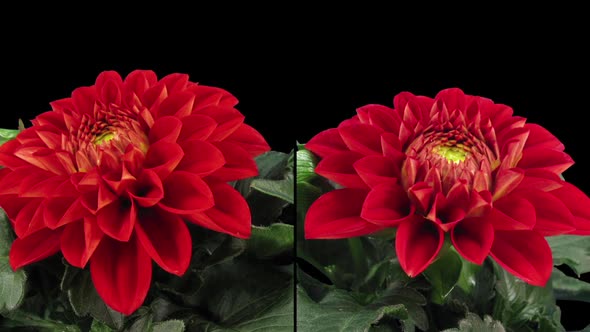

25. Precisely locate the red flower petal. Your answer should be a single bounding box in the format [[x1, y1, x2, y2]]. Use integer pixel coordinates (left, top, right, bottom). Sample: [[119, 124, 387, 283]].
[[492, 168, 524, 201], [486, 195, 536, 230], [196, 105, 244, 141], [156, 91, 195, 118], [524, 123, 565, 151], [159, 171, 214, 214], [123, 70, 157, 98], [97, 197, 137, 242], [14, 199, 46, 238], [149, 116, 182, 144], [61, 217, 104, 268], [136, 209, 191, 275], [10, 228, 62, 270], [361, 184, 411, 226], [306, 128, 349, 158], [452, 216, 494, 264], [338, 123, 383, 155], [518, 147, 574, 174], [178, 114, 217, 142], [225, 124, 271, 157], [186, 182, 251, 238], [490, 230, 552, 286], [144, 141, 184, 179], [314, 151, 367, 189], [177, 140, 225, 176], [353, 155, 399, 188], [550, 182, 590, 235], [395, 216, 444, 277], [206, 142, 258, 182], [128, 170, 164, 208], [305, 188, 385, 239], [190, 85, 238, 109], [90, 235, 152, 315], [518, 189, 576, 235], [519, 169, 563, 192], [44, 196, 86, 229]]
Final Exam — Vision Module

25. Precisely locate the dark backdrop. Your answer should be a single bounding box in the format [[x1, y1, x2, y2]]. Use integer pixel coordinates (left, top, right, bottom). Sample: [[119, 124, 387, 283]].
[[2, 32, 589, 328]]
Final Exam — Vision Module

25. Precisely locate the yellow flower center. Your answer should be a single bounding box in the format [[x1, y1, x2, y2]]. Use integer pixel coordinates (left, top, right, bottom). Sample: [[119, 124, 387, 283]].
[[94, 131, 115, 145], [434, 145, 468, 164]]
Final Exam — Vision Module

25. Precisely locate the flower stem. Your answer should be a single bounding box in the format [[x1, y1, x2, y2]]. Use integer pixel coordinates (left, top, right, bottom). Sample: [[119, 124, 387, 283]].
[[348, 237, 367, 277]]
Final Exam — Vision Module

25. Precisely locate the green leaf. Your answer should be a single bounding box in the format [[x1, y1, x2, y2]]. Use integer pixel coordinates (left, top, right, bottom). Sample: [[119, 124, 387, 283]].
[[551, 268, 590, 303], [128, 312, 153, 332], [0, 211, 27, 313], [547, 235, 590, 276], [297, 287, 409, 332], [63, 266, 124, 330], [251, 176, 294, 203], [1, 310, 81, 331], [492, 263, 564, 331], [0, 210, 14, 256], [91, 319, 115, 332], [442, 313, 505, 332], [153, 320, 185, 332], [424, 247, 462, 304], [234, 151, 290, 197], [0, 257, 27, 313], [247, 223, 294, 259], [296, 146, 319, 184], [185, 259, 294, 331], [0, 128, 20, 146]]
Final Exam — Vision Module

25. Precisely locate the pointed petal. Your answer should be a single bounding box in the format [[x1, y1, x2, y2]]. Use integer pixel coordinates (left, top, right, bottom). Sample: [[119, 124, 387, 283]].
[[493, 168, 524, 201], [206, 142, 258, 182], [128, 169, 164, 207], [136, 209, 191, 275], [176, 140, 225, 176], [14, 199, 46, 238], [61, 217, 104, 268], [524, 123, 565, 151], [518, 147, 574, 174], [452, 216, 494, 264], [338, 123, 383, 155], [361, 184, 412, 226], [159, 171, 214, 214], [97, 198, 136, 242], [353, 155, 399, 188], [156, 91, 195, 118], [306, 128, 349, 158], [149, 116, 182, 143], [10, 228, 62, 270], [395, 216, 444, 277], [90, 235, 152, 315], [519, 169, 563, 192], [550, 182, 590, 235], [518, 189, 576, 235], [144, 141, 184, 179], [487, 195, 536, 230], [305, 188, 385, 239], [225, 124, 270, 157], [186, 182, 251, 238], [178, 114, 217, 142], [490, 230, 552, 286], [196, 105, 244, 141], [44, 197, 87, 229], [314, 151, 367, 189]]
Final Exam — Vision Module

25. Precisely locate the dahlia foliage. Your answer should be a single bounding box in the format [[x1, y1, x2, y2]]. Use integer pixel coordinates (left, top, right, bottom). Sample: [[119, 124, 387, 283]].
[[298, 88, 590, 331], [0, 70, 295, 324]]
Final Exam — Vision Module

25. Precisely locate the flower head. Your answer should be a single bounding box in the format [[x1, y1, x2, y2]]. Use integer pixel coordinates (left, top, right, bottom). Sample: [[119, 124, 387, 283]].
[[305, 88, 590, 286], [0, 70, 269, 314]]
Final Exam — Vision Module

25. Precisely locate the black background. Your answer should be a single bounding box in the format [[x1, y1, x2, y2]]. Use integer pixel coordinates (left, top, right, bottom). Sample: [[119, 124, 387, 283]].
[[2, 23, 589, 328]]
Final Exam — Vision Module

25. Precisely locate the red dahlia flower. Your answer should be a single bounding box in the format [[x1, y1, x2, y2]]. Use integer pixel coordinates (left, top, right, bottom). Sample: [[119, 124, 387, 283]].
[[305, 88, 590, 286], [0, 70, 269, 314]]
